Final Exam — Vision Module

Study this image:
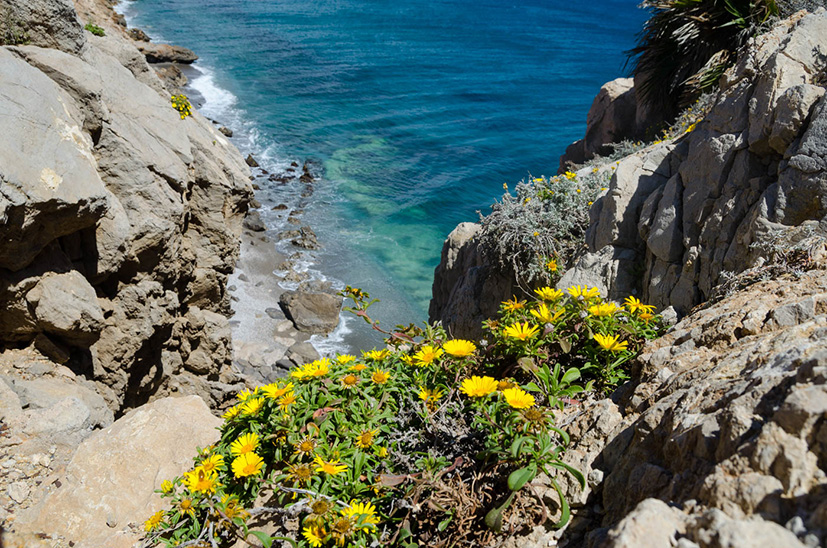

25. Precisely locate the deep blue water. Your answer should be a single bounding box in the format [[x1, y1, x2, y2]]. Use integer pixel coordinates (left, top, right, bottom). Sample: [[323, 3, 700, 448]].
[[122, 0, 646, 339]]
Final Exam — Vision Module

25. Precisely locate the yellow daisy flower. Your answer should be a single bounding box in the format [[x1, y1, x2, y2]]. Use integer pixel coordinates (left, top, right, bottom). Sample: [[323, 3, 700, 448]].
[[363, 349, 390, 361], [177, 497, 196, 518], [314, 455, 348, 476], [342, 500, 380, 530], [502, 387, 536, 409], [336, 354, 356, 364], [161, 479, 174, 494], [303, 523, 327, 548], [502, 321, 540, 341], [442, 339, 477, 357], [184, 466, 218, 494], [222, 404, 241, 420], [624, 296, 656, 314], [199, 453, 224, 473], [278, 391, 298, 409], [340, 373, 360, 389], [593, 333, 629, 352], [262, 382, 293, 399], [144, 510, 164, 532], [459, 376, 498, 398], [231, 452, 265, 478], [568, 285, 601, 300], [294, 436, 317, 456], [355, 429, 378, 449], [241, 397, 264, 416], [501, 296, 526, 312], [349, 363, 368, 372], [588, 302, 620, 317], [530, 303, 564, 324], [371, 369, 391, 384], [413, 345, 443, 367], [534, 286, 563, 301], [230, 432, 260, 456]]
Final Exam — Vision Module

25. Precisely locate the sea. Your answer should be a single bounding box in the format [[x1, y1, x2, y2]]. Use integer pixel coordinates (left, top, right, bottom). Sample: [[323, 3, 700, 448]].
[[119, 0, 648, 351]]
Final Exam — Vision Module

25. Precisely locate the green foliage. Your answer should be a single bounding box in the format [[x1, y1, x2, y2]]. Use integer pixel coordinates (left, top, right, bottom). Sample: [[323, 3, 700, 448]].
[[171, 94, 193, 119], [628, 0, 779, 117], [0, 11, 29, 46], [83, 22, 106, 37], [143, 284, 662, 547], [477, 169, 610, 288]]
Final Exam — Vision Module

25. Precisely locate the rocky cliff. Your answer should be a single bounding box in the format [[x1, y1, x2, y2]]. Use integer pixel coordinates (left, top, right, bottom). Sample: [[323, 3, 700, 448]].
[[0, 0, 253, 412], [0, 0, 254, 543], [431, 8, 827, 548]]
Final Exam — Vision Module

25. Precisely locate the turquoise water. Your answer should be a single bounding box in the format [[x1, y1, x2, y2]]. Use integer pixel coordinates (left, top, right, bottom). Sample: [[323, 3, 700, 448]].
[[122, 0, 646, 338]]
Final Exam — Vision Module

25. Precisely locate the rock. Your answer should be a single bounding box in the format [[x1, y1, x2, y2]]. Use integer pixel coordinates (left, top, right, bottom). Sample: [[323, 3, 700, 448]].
[[15, 396, 221, 548], [127, 28, 150, 42], [601, 499, 687, 548], [0, 48, 109, 272], [246, 153, 260, 167], [219, 126, 233, 137], [25, 272, 104, 346], [287, 341, 320, 365], [293, 226, 320, 249], [243, 210, 267, 232], [7, 482, 30, 504], [153, 63, 188, 93], [180, 306, 232, 375], [279, 291, 342, 334], [1, 0, 86, 55], [265, 307, 284, 320], [136, 42, 198, 64]]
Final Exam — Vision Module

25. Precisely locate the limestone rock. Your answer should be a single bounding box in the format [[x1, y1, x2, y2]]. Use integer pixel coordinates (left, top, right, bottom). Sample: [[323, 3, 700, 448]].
[[137, 42, 198, 64], [1, 0, 86, 55], [279, 290, 342, 334], [15, 396, 221, 548], [25, 271, 104, 345]]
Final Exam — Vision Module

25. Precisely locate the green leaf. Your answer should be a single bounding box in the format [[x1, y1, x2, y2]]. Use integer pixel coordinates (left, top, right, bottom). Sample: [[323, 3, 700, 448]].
[[549, 476, 571, 529], [524, 381, 543, 393], [438, 516, 453, 531], [484, 491, 515, 532], [507, 463, 537, 491], [558, 338, 572, 353], [548, 460, 586, 490], [510, 436, 529, 458], [561, 367, 581, 385], [247, 530, 274, 548]]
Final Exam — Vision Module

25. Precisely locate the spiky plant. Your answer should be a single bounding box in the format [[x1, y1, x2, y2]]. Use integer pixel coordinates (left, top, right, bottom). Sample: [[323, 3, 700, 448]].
[[628, 0, 778, 117]]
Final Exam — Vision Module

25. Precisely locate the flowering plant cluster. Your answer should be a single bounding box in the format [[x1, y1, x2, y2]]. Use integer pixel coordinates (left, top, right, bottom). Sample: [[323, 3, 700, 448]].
[[171, 94, 193, 119], [143, 286, 660, 548]]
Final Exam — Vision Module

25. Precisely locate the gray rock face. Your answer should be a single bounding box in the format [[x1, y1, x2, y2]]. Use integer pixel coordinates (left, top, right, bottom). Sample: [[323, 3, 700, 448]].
[[553, 269, 827, 548], [25, 271, 104, 346], [279, 290, 342, 334], [1, 0, 86, 54], [136, 42, 198, 64]]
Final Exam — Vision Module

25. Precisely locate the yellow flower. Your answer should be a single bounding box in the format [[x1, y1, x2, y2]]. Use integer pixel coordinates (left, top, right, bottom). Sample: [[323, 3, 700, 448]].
[[222, 404, 241, 420], [588, 302, 620, 317], [371, 369, 391, 384], [342, 500, 380, 530], [221, 494, 249, 521], [502, 387, 536, 409], [546, 259, 558, 272], [294, 436, 317, 456], [237, 388, 254, 402], [144, 510, 164, 532], [291, 359, 330, 380], [161, 479, 174, 493], [241, 397, 264, 416], [568, 285, 601, 300], [459, 376, 498, 398], [231, 452, 265, 478], [287, 463, 314, 486], [576, 188, 581, 193], [330, 516, 356, 547], [363, 349, 389, 361], [418, 386, 443, 408], [230, 432, 260, 456], [497, 379, 515, 391], [639, 312, 655, 323], [314, 455, 348, 476], [199, 453, 224, 473], [593, 333, 629, 352], [685, 122, 697, 133], [376, 446, 389, 458], [262, 382, 293, 399], [355, 429, 378, 449], [502, 321, 540, 341], [564, 170, 577, 180], [413, 345, 443, 367], [303, 523, 327, 547], [184, 466, 218, 494], [349, 363, 368, 372], [336, 354, 356, 364], [399, 354, 414, 366], [530, 303, 563, 324], [178, 498, 196, 518], [501, 296, 526, 312], [624, 296, 655, 314], [278, 391, 298, 409], [534, 286, 563, 301], [442, 339, 477, 357], [340, 373, 360, 389], [533, 231, 539, 236], [532, 177, 543, 183]]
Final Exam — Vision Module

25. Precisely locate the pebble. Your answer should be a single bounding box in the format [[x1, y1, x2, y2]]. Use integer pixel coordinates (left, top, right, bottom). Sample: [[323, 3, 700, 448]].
[[238, 273, 250, 283], [265, 308, 283, 320], [7, 481, 30, 504]]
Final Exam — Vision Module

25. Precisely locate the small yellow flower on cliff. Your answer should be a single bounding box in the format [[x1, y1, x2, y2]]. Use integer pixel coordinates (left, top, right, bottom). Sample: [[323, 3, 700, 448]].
[[497, 379, 516, 391], [343, 500, 380, 530], [588, 302, 620, 317], [533, 231, 539, 236], [564, 170, 577, 180], [178, 497, 196, 518], [222, 404, 241, 420], [399, 354, 414, 366], [413, 345, 443, 367], [546, 259, 558, 273], [624, 296, 655, 314], [340, 373, 360, 389], [287, 462, 314, 485], [314, 455, 348, 476], [144, 510, 164, 532], [502, 387, 536, 409], [376, 445, 389, 458], [531, 303, 563, 324], [459, 376, 498, 398], [442, 339, 477, 357], [534, 286, 563, 301], [418, 386, 443, 410], [303, 523, 327, 548], [161, 479, 174, 494], [184, 466, 219, 494], [336, 354, 356, 364], [237, 389, 254, 402], [355, 429, 379, 449], [231, 452, 265, 478], [199, 453, 224, 473], [262, 382, 293, 399], [532, 177, 543, 183], [639, 311, 655, 323], [503, 321, 540, 341], [241, 397, 264, 416], [349, 363, 368, 372], [593, 333, 629, 352], [568, 285, 601, 301], [294, 436, 318, 456], [371, 369, 391, 384], [278, 390, 298, 409], [230, 432, 259, 456], [363, 349, 389, 361], [501, 296, 526, 312]]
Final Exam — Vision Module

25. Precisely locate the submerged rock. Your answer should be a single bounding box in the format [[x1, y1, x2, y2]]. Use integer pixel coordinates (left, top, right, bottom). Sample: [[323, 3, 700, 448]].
[[279, 290, 342, 334]]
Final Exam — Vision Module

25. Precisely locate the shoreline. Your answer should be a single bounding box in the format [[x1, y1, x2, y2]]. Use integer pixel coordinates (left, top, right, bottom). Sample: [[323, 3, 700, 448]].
[[115, 1, 359, 366]]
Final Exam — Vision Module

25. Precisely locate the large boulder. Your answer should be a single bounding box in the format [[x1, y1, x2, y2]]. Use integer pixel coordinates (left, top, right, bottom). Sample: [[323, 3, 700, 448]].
[[279, 290, 342, 334], [25, 271, 104, 346], [13, 395, 222, 548], [137, 42, 198, 64], [0, 0, 86, 55]]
